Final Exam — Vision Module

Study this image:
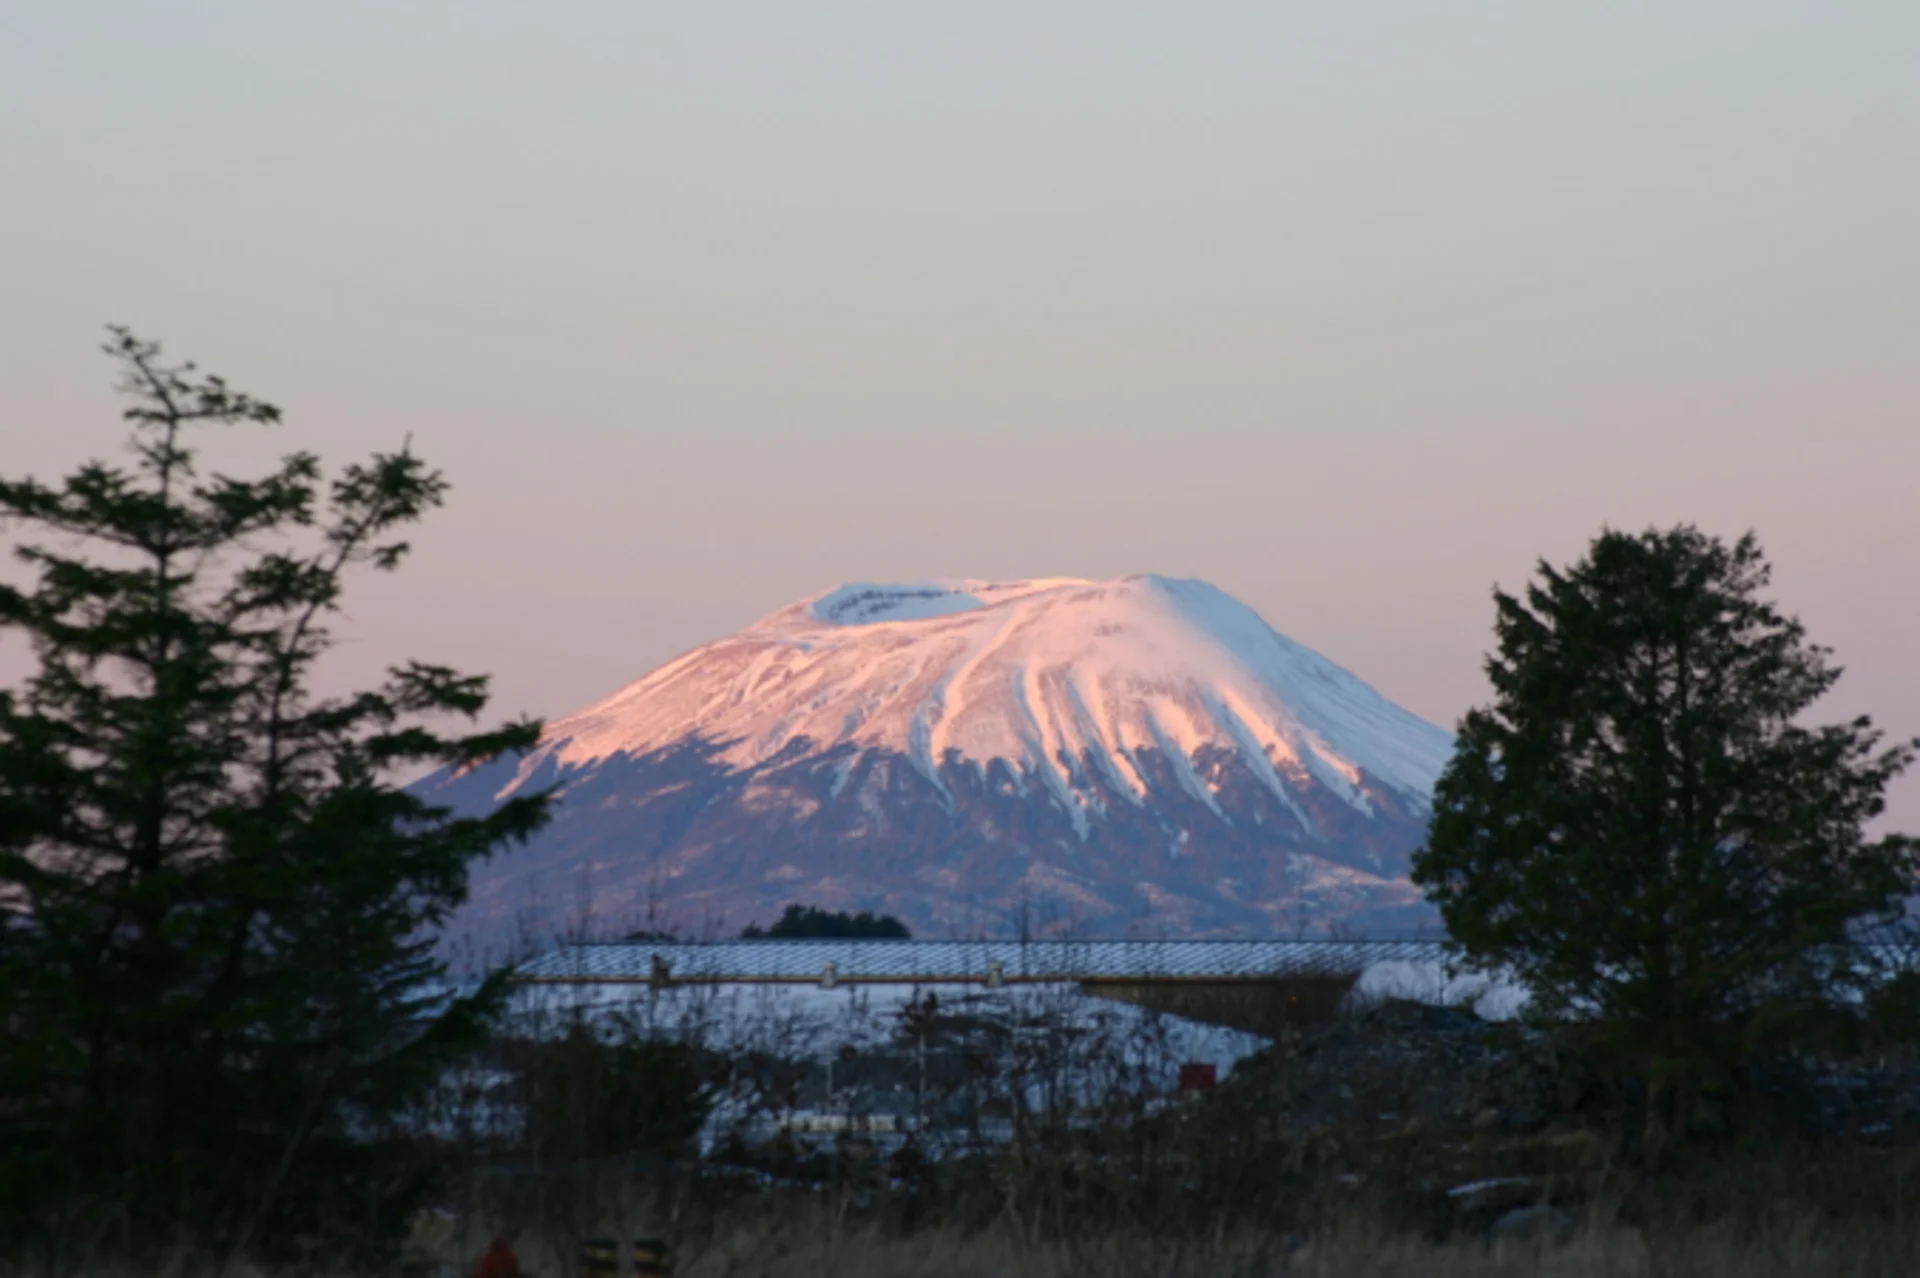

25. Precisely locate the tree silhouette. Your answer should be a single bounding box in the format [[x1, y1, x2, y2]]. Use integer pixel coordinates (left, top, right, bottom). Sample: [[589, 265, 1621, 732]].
[[0, 330, 551, 1267], [1412, 525, 1916, 1157]]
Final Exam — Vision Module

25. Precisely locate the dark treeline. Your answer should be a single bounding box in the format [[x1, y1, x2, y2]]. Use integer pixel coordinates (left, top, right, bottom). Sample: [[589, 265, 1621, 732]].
[[740, 904, 914, 940]]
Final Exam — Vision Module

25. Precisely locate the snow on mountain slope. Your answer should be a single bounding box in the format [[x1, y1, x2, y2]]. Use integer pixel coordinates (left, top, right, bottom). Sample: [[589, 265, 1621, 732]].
[[497, 576, 1448, 824], [429, 576, 1455, 942]]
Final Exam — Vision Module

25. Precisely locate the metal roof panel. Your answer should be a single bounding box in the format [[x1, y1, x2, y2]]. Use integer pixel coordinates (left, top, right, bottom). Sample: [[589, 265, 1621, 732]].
[[516, 938, 1450, 984]]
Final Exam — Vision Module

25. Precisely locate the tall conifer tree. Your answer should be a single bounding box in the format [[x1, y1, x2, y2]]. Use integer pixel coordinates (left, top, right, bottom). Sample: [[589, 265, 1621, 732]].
[[0, 331, 551, 1267], [1412, 526, 1915, 1148]]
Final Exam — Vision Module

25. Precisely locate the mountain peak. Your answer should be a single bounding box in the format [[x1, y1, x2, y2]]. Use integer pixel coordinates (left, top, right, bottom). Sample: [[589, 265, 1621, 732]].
[[427, 576, 1453, 941], [544, 575, 1446, 804]]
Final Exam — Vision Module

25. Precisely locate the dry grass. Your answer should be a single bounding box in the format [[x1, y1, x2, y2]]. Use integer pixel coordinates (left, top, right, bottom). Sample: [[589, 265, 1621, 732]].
[[421, 1209, 1920, 1278], [386, 991, 1920, 1278]]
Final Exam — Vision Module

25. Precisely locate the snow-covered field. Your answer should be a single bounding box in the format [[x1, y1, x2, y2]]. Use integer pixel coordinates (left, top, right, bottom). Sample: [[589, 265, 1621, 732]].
[[442, 957, 1529, 1156], [512, 978, 1270, 1075], [508, 957, 1526, 1076]]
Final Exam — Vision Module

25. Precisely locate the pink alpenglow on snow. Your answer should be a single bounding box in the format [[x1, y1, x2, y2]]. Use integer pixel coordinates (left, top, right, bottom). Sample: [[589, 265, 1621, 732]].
[[421, 576, 1456, 944]]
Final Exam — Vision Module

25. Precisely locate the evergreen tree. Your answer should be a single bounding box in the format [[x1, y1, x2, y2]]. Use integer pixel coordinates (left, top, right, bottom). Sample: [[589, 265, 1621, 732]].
[[1411, 526, 1916, 1150], [0, 331, 551, 1267], [741, 903, 912, 939]]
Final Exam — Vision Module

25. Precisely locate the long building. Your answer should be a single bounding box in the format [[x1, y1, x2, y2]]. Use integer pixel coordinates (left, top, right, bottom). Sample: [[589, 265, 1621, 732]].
[[517, 938, 1450, 1036]]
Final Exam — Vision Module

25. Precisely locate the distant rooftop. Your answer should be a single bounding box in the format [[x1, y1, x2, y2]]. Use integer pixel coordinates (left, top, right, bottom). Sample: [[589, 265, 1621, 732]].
[[517, 938, 1450, 985]]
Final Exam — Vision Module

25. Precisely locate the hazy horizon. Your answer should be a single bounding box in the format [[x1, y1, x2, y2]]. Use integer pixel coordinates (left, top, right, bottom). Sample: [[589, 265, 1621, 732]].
[[3, 2, 1915, 828]]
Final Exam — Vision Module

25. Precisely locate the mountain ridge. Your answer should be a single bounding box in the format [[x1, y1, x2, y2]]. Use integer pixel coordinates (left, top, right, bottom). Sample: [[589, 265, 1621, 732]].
[[424, 576, 1454, 942]]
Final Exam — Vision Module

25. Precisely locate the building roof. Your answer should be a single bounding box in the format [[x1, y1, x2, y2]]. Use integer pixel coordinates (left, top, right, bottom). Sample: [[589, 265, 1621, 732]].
[[516, 938, 1450, 985]]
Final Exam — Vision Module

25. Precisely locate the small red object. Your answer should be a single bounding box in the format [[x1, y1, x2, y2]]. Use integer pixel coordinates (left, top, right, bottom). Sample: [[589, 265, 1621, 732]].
[[475, 1237, 525, 1278], [1178, 1062, 1217, 1092]]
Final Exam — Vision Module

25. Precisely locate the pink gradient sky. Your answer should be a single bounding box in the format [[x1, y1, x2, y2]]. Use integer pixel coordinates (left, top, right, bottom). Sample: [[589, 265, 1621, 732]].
[[3, 3, 1917, 827]]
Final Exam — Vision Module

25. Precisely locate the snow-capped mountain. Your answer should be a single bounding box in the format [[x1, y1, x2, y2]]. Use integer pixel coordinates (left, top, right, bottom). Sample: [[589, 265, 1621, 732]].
[[421, 576, 1455, 943]]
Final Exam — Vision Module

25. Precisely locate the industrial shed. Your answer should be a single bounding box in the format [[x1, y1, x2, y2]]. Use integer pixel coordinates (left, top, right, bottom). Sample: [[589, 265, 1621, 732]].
[[517, 938, 1450, 1037]]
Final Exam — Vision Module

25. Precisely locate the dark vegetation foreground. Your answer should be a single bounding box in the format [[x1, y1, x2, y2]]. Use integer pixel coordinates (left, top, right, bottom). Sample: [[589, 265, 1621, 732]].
[[395, 989, 1920, 1278]]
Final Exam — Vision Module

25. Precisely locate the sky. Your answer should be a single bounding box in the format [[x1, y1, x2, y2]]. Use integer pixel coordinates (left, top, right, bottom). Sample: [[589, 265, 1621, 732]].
[[3, 2, 1917, 826]]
